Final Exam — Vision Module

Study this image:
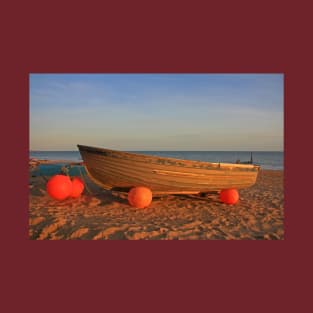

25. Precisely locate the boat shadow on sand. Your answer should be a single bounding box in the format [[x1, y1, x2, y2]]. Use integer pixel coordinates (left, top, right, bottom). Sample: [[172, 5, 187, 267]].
[[29, 170, 221, 206]]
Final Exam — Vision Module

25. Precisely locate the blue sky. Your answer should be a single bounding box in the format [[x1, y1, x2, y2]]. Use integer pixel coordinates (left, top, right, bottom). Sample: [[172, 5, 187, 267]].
[[29, 74, 284, 151]]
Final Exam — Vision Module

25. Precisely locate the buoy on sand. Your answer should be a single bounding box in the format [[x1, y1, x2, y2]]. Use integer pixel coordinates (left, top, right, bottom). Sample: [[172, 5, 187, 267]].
[[46, 174, 73, 200], [220, 188, 239, 205], [128, 186, 152, 209], [70, 177, 84, 198]]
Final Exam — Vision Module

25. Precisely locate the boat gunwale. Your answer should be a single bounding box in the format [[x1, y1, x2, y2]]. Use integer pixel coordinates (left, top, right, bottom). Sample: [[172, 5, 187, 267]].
[[77, 144, 260, 171]]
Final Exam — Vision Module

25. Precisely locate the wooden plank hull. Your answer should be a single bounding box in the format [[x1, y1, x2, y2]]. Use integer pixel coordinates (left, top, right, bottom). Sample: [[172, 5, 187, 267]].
[[77, 145, 260, 194]]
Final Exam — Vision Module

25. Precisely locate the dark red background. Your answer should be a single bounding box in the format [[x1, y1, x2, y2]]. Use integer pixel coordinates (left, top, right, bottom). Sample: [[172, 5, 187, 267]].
[[1, 0, 312, 312]]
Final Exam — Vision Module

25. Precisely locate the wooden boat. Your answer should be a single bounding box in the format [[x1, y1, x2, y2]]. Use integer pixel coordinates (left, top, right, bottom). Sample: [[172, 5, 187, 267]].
[[77, 145, 260, 195]]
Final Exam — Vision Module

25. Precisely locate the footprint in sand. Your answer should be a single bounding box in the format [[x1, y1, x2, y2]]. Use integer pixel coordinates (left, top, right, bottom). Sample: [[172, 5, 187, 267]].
[[93, 226, 128, 240], [70, 228, 89, 239], [29, 216, 45, 226], [38, 218, 67, 240]]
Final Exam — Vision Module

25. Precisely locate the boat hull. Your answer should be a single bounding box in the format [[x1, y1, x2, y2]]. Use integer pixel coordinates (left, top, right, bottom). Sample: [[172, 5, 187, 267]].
[[77, 145, 260, 194]]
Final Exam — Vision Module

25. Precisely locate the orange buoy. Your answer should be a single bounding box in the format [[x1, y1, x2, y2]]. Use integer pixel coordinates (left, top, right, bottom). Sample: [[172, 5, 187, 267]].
[[70, 177, 84, 198], [220, 188, 239, 204], [46, 174, 72, 200], [128, 186, 152, 209]]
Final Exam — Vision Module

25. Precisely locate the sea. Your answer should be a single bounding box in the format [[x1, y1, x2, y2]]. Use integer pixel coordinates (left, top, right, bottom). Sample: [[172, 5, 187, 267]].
[[30, 150, 284, 170]]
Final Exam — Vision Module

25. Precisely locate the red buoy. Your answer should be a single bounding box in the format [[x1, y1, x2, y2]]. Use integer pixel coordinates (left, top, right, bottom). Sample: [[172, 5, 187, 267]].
[[46, 175, 72, 200], [220, 188, 239, 204], [128, 186, 152, 209], [70, 177, 84, 198]]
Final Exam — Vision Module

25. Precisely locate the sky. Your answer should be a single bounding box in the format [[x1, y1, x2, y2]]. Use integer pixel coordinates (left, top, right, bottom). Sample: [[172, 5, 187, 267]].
[[29, 74, 284, 151]]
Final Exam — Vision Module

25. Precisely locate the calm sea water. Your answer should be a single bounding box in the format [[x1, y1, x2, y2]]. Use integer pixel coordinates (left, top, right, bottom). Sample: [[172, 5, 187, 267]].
[[30, 150, 283, 170]]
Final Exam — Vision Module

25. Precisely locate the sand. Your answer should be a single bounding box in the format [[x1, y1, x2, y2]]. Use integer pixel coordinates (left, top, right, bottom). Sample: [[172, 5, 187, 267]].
[[29, 161, 284, 240]]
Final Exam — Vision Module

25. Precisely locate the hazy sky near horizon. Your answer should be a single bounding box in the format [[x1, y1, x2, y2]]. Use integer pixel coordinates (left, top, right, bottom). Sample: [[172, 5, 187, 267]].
[[30, 74, 283, 151]]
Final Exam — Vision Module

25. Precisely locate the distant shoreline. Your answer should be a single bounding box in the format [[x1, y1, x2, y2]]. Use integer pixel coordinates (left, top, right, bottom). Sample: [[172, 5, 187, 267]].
[[29, 158, 283, 171]]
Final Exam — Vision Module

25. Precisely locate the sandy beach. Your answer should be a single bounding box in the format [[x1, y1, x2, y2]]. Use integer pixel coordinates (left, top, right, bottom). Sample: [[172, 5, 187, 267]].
[[29, 161, 284, 240]]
